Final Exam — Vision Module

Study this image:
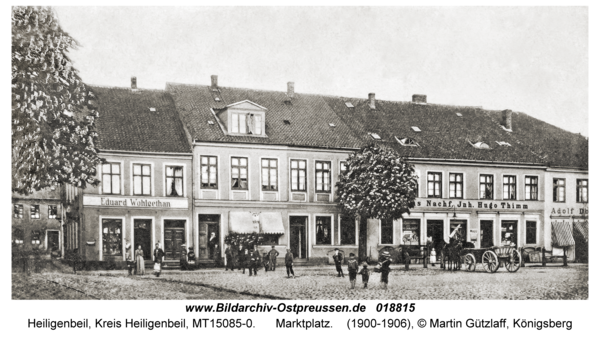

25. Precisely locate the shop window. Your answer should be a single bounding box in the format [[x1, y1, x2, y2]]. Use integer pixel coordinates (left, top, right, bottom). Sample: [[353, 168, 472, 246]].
[[30, 205, 40, 219], [501, 221, 518, 246], [315, 161, 331, 193], [450, 220, 467, 243], [449, 173, 463, 199], [231, 157, 248, 190], [402, 219, 420, 245], [290, 159, 306, 191], [427, 172, 442, 198], [13, 229, 24, 245], [132, 164, 151, 195], [339, 214, 356, 245], [200, 156, 218, 189], [48, 205, 57, 219], [553, 178, 565, 202], [259, 234, 280, 246], [261, 159, 278, 191], [503, 175, 517, 200], [166, 166, 184, 196], [479, 174, 494, 199], [13, 204, 23, 219], [102, 219, 123, 257], [31, 230, 41, 245], [315, 216, 332, 245], [526, 221, 537, 244], [577, 179, 588, 203], [381, 218, 394, 244], [102, 163, 121, 194], [525, 176, 538, 200]]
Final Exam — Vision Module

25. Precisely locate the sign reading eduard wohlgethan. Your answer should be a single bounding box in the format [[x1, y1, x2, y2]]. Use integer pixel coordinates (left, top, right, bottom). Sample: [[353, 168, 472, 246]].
[[83, 195, 188, 209]]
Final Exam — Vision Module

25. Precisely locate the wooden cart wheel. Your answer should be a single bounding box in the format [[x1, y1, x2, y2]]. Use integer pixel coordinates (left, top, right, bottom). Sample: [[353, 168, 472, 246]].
[[464, 253, 477, 271], [482, 251, 499, 273], [505, 248, 522, 273]]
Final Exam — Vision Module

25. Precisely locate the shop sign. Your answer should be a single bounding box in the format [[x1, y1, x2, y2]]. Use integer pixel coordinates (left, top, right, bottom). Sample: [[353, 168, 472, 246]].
[[416, 199, 530, 210], [83, 195, 188, 209], [551, 208, 588, 215]]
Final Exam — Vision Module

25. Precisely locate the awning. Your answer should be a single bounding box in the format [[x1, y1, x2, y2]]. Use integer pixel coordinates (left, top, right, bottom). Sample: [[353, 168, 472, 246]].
[[574, 220, 589, 243], [551, 221, 575, 247], [259, 212, 285, 234], [229, 212, 259, 234]]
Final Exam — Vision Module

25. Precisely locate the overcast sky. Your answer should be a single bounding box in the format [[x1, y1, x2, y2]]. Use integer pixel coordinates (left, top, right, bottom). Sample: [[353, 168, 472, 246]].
[[54, 6, 588, 136]]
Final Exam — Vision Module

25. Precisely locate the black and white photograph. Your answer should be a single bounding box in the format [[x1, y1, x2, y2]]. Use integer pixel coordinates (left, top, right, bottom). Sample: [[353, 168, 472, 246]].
[[8, 3, 594, 334]]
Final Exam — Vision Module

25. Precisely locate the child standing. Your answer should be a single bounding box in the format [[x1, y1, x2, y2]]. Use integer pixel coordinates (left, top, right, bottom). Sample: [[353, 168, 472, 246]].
[[380, 251, 392, 290], [347, 253, 359, 289], [359, 262, 370, 288]]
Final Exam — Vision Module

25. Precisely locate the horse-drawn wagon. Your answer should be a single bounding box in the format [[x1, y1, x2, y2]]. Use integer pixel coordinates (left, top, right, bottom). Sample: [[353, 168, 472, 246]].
[[461, 245, 522, 273]]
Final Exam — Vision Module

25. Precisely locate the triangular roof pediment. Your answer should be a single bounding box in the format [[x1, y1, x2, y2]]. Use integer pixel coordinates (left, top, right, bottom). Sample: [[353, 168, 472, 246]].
[[226, 100, 267, 111]]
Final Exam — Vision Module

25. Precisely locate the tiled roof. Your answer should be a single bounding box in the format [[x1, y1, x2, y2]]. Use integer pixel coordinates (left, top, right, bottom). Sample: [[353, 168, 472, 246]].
[[91, 86, 191, 154], [165, 81, 587, 169], [165, 83, 363, 149]]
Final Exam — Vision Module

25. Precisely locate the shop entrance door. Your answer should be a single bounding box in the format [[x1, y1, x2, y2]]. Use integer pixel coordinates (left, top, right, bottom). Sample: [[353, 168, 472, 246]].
[[164, 220, 186, 260], [290, 216, 307, 259], [480, 220, 494, 248], [134, 219, 152, 259], [198, 214, 220, 260], [426, 220, 444, 256], [47, 230, 59, 252]]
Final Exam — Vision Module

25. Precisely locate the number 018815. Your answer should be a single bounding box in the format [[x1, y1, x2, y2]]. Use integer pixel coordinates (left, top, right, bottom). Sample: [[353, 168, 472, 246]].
[[376, 303, 415, 312]]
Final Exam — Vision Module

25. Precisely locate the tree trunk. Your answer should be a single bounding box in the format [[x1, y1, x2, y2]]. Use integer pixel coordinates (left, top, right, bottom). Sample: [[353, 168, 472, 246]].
[[358, 216, 368, 262]]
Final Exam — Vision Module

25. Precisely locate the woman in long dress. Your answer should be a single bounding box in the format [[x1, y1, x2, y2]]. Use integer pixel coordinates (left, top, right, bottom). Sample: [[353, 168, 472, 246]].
[[135, 245, 145, 275]]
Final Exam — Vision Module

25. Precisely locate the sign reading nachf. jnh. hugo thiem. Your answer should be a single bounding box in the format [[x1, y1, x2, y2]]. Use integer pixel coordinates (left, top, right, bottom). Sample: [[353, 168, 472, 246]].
[[83, 195, 188, 209]]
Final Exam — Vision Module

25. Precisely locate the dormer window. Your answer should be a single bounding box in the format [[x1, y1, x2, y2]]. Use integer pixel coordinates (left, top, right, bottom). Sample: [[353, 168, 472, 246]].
[[496, 141, 511, 147], [219, 100, 267, 137], [411, 126, 421, 132], [395, 136, 419, 147], [456, 113, 462, 117], [345, 102, 354, 108], [149, 107, 156, 112], [471, 141, 490, 149], [370, 133, 381, 140]]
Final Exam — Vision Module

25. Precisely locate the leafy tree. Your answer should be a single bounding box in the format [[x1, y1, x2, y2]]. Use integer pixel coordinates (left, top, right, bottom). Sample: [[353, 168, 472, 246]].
[[336, 144, 418, 260], [12, 6, 100, 194]]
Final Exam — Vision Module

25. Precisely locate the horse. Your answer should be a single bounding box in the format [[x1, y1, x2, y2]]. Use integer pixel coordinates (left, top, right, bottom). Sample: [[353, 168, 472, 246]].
[[440, 232, 465, 271]]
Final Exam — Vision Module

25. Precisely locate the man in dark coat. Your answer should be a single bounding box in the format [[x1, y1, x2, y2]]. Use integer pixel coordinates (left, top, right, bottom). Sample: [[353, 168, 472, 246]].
[[225, 243, 234, 271], [285, 248, 295, 278], [379, 251, 393, 289], [333, 248, 345, 277], [187, 247, 196, 270], [230, 243, 237, 270], [268, 245, 279, 271], [240, 248, 249, 274], [262, 252, 270, 272], [208, 232, 218, 259], [180, 244, 190, 271], [248, 247, 261, 276], [153, 243, 165, 277]]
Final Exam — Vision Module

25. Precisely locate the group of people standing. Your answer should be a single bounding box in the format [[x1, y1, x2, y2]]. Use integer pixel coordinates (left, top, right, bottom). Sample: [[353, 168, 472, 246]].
[[224, 244, 296, 278], [333, 248, 393, 290], [125, 242, 165, 277]]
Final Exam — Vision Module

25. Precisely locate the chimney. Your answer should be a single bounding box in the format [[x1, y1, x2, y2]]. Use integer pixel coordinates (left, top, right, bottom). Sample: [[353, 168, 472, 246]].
[[368, 93, 376, 110], [131, 76, 137, 90], [287, 82, 295, 99], [502, 109, 513, 130], [211, 75, 218, 89], [412, 94, 427, 104]]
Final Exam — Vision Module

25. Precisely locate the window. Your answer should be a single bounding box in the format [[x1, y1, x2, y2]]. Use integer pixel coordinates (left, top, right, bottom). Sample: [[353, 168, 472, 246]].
[[259, 234, 280, 246], [231, 158, 248, 190], [13, 204, 23, 219], [290, 159, 306, 191], [315, 216, 332, 245], [450, 220, 467, 243], [480, 174, 494, 199], [133, 164, 151, 195], [102, 219, 123, 256], [102, 163, 121, 194], [526, 221, 537, 244], [261, 159, 278, 191], [231, 113, 247, 134], [200, 156, 218, 189], [396, 137, 419, 147], [13, 229, 24, 245], [48, 205, 57, 219], [253, 115, 262, 135], [402, 219, 420, 245], [340, 161, 348, 175], [449, 173, 463, 199], [501, 220, 518, 246], [340, 214, 356, 245], [30, 205, 40, 219], [381, 218, 394, 244], [31, 230, 41, 245], [166, 166, 184, 196], [553, 178, 565, 202], [427, 172, 442, 198], [370, 133, 381, 140], [315, 161, 331, 193], [503, 175, 517, 200], [577, 179, 588, 203], [525, 176, 538, 200]]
